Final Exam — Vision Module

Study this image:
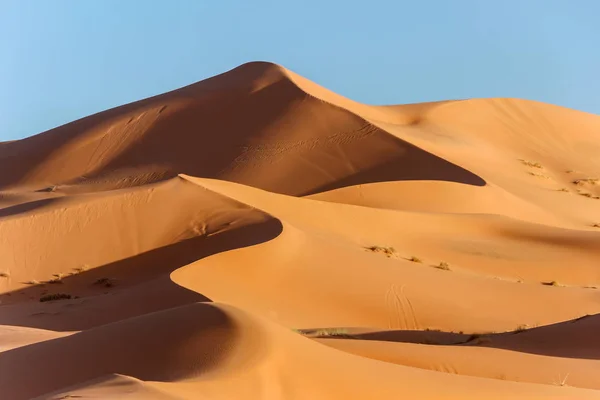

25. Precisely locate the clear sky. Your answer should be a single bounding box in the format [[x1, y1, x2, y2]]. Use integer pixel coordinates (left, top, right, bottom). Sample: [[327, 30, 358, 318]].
[[1, 0, 599, 141]]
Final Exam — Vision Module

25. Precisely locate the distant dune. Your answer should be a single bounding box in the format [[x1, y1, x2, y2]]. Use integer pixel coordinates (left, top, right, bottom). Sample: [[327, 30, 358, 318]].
[[1, 62, 599, 399]]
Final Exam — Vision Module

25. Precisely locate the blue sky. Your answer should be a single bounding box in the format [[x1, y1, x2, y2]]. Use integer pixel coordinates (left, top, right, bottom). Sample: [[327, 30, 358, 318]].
[[1, 0, 599, 140]]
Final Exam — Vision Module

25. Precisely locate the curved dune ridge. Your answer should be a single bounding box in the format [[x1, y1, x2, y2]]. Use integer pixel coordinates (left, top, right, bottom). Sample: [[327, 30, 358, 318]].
[[1, 62, 600, 399]]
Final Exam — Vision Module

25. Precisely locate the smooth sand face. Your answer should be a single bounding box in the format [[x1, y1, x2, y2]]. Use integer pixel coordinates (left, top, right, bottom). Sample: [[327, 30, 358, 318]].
[[1, 61, 600, 399]]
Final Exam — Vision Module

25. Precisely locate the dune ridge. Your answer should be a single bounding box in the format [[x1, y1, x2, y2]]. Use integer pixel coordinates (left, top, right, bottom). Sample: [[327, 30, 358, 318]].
[[1, 61, 600, 399]]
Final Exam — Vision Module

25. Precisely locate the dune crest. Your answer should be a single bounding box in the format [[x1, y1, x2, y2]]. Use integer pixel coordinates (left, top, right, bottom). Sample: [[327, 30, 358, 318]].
[[1, 61, 600, 399]]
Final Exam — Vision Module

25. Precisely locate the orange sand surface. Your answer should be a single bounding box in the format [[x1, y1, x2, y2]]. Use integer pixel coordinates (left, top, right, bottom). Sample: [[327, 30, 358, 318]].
[[1, 62, 599, 399]]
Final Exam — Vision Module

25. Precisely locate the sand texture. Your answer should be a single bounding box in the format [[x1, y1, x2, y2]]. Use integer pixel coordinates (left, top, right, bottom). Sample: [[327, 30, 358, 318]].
[[1, 62, 600, 399]]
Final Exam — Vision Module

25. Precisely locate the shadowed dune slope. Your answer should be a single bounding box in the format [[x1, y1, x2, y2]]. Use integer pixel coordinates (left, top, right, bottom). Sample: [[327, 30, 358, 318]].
[[4, 303, 600, 400], [0, 62, 483, 196], [0, 177, 274, 298], [317, 315, 600, 390]]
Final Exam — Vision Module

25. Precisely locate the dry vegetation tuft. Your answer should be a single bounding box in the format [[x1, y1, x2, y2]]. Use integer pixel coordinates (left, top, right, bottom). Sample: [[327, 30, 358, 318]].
[[312, 328, 354, 338], [574, 189, 599, 199], [47, 273, 65, 284], [435, 261, 451, 271], [528, 172, 549, 179], [294, 328, 355, 339], [39, 293, 71, 302], [73, 265, 89, 273], [514, 324, 529, 333], [573, 178, 598, 186], [94, 277, 115, 288], [542, 280, 562, 287], [519, 159, 543, 168], [364, 246, 396, 258]]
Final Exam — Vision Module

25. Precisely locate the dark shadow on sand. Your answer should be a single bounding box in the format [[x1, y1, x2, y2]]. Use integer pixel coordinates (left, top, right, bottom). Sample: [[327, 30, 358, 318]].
[[307, 314, 600, 361], [0, 218, 282, 331]]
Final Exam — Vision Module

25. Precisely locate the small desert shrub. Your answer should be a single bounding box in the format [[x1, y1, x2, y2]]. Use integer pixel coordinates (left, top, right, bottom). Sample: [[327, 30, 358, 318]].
[[365, 246, 396, 258], [557, 188, 569, 192], [73, 265, 89, 273], [543, 280, 562, 287], [409, 256, 423, 263], [25, 279, 40, 285], [94, 277, 115, 288], [592, 223, 600, 228], [0, 271, 9, 278], [514, 324, 529, 333], [313, 328, 354, 338], [528, 172, 549, 179], [39, 293, 71, 302], [435, 262, 451, 270], [573, 178, 598, 186], [47, 273, 64, 284], [519, 159, 543, 168]]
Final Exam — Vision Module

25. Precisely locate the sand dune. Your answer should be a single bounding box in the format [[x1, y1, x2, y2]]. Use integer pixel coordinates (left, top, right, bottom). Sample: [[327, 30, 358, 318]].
[[1, 62, 599, 399], [0, 62, 484, 196], [3, 303, 600, 400]]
